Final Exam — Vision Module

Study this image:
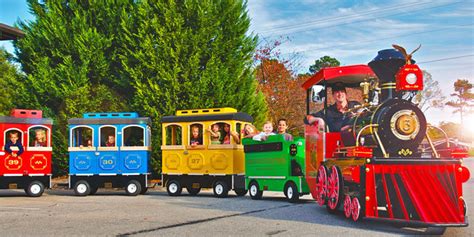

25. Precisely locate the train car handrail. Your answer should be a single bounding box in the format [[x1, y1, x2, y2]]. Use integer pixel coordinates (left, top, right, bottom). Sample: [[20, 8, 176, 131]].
[[355, 124, 378, 147], [355, 124, 388, 158]]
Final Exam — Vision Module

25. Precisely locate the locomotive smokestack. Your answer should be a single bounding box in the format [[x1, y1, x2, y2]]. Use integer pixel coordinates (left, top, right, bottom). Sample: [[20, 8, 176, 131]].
[[368, 49, 412, 102]]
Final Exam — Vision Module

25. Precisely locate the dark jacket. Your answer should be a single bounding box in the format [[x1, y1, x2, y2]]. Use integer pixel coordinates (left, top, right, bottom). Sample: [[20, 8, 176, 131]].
[[5, 140, 24, 156], [305, 101, 361, 132]]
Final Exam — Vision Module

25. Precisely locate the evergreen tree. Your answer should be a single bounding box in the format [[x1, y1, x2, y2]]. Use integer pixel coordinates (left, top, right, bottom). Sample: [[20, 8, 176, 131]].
[[309, 56, 340, 74], [15, 0, 132, 174], [446, 79, 474, 125], [0, 48, 32, 115], [121, 0, 267, 172]]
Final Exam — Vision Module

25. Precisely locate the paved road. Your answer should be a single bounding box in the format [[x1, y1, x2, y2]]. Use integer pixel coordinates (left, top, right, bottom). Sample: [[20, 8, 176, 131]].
[[1, 159, 473, 236]]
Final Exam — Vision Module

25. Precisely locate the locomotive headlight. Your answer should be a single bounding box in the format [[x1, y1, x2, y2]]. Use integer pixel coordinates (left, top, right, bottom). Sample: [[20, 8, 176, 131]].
[[405, 73, 417, 85]]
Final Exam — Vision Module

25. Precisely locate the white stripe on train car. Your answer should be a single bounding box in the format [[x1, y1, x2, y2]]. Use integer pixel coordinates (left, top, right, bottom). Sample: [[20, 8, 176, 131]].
[[122, 173, 140, 176], [29, 174, 46, 176], [75, 174, 94, 176], [98, 173, 117, 176], [208, 173, 227, 176], [3, 174, 23, 177]]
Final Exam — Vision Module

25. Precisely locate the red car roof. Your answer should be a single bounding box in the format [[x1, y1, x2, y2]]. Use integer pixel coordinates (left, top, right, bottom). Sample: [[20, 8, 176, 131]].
[[301, 64, 376, 90]]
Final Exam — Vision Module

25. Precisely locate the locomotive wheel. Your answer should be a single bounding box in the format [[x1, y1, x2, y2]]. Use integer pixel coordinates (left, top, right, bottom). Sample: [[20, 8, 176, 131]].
[[187, 186, 201, 196], [351, 197, 361, 222], [234, 189, 247, 197], [343, 195, 352, 218], [249, 181, 263, 200], [25, 181, 45, 197], [326, 166, 343, 213], [140, 187, 149, 195], [166, 180, 182, 196], [125, 180, 142, 196], [213, 181, 229, 198], [74, 180, 91, 196], [315, 165, 328, 206], [285, 182, 299, 203]]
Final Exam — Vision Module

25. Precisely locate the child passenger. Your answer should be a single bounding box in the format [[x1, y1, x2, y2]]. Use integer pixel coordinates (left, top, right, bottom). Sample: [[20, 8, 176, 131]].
[[206, 124, 221, 145], [190, 125, 202, 146], [252, 121, 276, 141], [105, 135, 115, 147], [242, 124, 258, 138], [277, 119, 293, 141], [34, 129, 47, 147], [5, 131, 24, 157]]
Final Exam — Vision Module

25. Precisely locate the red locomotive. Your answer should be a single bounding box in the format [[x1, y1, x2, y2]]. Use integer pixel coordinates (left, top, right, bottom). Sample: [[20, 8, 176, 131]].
[[303, 46, 470, 229], [0, 109, 52, 197]]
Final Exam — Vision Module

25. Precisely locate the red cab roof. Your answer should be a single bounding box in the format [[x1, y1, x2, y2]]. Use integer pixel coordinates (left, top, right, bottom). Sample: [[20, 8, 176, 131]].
[[302, 64, 376, 90]]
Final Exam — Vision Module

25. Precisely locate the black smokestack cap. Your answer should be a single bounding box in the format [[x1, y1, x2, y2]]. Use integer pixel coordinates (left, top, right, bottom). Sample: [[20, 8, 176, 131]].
[[368, 49, 415, 84]]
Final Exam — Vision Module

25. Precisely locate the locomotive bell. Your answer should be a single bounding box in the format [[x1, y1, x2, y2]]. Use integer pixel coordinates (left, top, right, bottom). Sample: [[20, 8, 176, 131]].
[[368, 49, 415, 102]]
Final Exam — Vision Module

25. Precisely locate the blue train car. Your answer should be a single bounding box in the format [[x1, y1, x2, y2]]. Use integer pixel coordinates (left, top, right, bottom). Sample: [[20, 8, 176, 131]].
[[68, 112, 152, 196]]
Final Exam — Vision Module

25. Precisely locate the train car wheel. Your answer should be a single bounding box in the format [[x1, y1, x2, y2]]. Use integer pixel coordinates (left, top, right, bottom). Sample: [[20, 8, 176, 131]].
[[25, 181, 45, 197], [343, 195, 352, 218], [187, 186, 201, 196], [249, 181, 263, 200], [126, 180, 142, 196], [166, 180, 182, 196], [351, 197, 361, 222], [213, 181, 229, 198], [234, 189, 247, 197], [74, 180, 91, 196], [315, 165, 328, 206], [285, 182, 299, 203], [326, 166, 343, 213]]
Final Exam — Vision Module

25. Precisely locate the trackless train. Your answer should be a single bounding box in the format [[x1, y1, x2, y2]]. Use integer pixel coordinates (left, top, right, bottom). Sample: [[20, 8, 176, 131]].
[[0, 46, 470, 230]]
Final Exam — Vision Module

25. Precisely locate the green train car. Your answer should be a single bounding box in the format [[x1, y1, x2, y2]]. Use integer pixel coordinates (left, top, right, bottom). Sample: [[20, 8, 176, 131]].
[[243, 135, 309, 202]]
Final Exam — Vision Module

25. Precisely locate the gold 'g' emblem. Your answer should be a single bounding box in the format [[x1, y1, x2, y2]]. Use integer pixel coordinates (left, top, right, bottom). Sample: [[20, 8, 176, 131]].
[[396, 114, 417, 135], [390, 110, 420, 140]]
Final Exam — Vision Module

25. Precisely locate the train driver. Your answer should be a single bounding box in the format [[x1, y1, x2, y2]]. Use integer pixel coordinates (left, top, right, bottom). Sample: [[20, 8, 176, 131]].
[[305, 82, 360, 132]]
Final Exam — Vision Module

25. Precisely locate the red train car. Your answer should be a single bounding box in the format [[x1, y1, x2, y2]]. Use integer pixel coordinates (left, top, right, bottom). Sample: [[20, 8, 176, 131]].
[[0, 109, 53, 197], [303, 47, 470, 231]]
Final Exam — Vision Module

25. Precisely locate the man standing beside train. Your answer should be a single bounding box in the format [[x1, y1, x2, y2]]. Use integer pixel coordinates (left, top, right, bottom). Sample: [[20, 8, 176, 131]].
[[305, 82, 360, 132]]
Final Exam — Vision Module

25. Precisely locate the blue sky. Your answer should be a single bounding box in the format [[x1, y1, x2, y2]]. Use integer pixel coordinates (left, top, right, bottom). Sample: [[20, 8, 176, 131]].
[[247, 0, 474, 127], [1, 0, 473, 126]]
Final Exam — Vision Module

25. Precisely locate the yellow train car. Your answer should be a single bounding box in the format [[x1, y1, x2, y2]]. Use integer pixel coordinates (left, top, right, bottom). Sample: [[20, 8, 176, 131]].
[[161, 108, 253, 197]]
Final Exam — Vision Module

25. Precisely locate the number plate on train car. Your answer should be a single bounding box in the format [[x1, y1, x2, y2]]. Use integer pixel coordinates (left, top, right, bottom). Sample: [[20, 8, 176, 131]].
[[8, 183, 17, 189]]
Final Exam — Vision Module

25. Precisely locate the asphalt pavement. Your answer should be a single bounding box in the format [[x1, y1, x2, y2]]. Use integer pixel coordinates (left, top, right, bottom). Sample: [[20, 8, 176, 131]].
[[0, 159, 473, 236]]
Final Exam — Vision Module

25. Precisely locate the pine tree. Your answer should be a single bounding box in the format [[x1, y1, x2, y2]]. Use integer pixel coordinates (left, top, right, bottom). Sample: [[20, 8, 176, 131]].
[[15, 0, 132, 174], [121, 0, 267, 172], [0, 48, 32, 115]]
